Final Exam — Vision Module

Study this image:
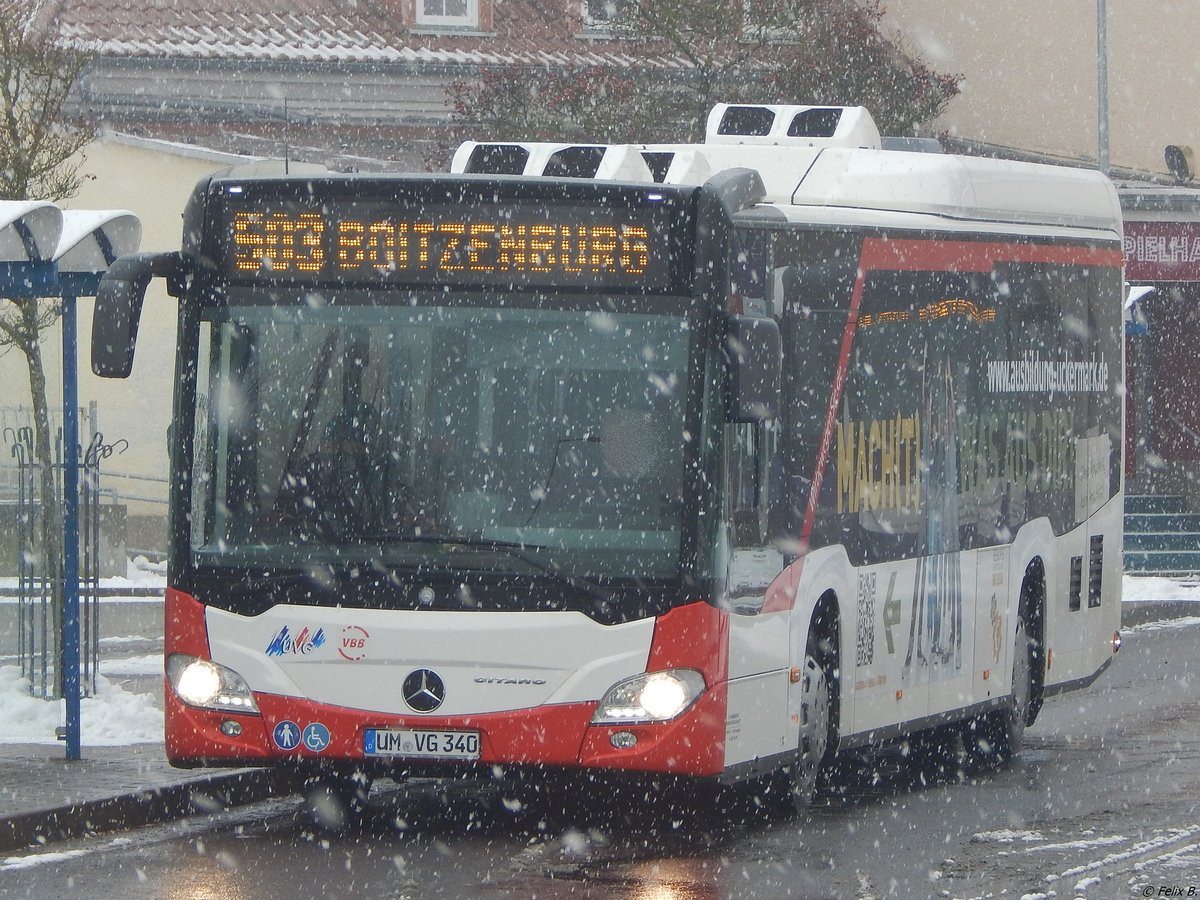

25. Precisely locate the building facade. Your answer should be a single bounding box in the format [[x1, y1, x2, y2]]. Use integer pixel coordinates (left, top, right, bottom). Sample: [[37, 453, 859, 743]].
[[885, 1, 1200, 179], [55, 0, 664, 172]]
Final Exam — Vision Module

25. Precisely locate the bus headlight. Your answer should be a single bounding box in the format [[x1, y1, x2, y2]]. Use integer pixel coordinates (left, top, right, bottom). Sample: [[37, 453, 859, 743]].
[[167, 653, 260, 715], [591, 669, 706, 724]]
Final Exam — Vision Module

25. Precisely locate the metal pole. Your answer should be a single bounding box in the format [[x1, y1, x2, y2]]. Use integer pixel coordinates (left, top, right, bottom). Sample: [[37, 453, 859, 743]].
[[1097, 0, 1110, 173], [62, 292, 81, 760]]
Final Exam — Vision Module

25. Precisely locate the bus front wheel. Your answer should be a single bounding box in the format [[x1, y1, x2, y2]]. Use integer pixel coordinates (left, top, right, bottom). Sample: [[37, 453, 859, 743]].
[[785, 653, 831, 811]]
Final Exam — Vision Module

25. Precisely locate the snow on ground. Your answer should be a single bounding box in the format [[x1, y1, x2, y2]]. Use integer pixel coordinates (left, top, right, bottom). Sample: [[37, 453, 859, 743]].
[[1132, 615, 1200, 631], [1122, 572, 1200, 602], [1122, 573, 1200, 631], [101, 554, 168, 588], [0, 556, 167, 744], [100, 654, 163, 677], [0, 665, 162, 745], [0, 555, 168, 603]]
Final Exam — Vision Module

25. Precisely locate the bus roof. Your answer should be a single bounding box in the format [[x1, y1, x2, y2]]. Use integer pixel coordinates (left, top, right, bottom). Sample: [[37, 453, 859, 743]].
[[452, 103, 1123, 237]]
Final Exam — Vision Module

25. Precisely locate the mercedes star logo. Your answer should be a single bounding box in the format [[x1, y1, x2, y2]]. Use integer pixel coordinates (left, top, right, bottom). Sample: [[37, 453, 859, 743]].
[[402, 668, 446, 713]]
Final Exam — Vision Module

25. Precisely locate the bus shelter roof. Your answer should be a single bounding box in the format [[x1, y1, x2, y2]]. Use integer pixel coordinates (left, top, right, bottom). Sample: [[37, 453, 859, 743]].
[[0, 201, 63, 263], [54, 210, 141, 272], [0, 204, 141, 298]]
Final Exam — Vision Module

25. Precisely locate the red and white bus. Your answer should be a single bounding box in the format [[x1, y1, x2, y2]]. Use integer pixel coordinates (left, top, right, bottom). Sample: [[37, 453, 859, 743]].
[[94, 102, 1124, 823]]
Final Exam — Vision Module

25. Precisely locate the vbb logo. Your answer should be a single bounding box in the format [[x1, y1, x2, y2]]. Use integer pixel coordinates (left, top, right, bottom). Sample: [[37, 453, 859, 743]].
[[339, 625, 370, 661]]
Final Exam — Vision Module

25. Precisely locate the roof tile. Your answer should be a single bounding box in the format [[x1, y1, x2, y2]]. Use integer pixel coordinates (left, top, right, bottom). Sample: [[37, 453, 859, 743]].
[[51, 0, 677, 67]]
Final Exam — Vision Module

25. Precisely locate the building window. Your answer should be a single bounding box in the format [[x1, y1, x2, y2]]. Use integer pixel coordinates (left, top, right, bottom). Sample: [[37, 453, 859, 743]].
[[417, 0, 479, 29], [582, 0, 625, 32], [741, 0, 798, 42]]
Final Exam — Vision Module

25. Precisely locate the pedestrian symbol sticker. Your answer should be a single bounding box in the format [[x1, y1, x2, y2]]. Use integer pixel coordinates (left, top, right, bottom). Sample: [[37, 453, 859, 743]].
[[273, 720, 301, 751], [302, 722, 331, 752]]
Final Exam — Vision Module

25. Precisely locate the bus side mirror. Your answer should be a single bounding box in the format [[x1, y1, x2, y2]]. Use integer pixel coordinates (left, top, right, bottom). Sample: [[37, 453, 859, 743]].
[[723, 314, 781, 422], [92, 252, 179, 378]]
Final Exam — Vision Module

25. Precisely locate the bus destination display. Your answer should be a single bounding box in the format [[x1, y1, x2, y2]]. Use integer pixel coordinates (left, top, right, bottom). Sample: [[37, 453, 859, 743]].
[[221, 200, 674, 289]]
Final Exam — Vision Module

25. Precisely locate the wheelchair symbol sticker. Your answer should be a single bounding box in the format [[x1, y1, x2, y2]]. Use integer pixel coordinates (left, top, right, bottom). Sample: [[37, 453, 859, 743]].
[[302, 722, 331, 752]]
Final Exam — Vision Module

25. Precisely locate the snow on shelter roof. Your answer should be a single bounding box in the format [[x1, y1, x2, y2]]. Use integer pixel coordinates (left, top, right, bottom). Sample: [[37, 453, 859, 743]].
[[0, 201, 62, 262], [54, 210, 141, 272]]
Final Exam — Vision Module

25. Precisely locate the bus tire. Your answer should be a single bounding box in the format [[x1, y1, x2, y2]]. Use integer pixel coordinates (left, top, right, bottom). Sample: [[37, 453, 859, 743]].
[[785, 653, 831, 812], [1023, 566, 1046, 726], [961, 613, 1032, 770]]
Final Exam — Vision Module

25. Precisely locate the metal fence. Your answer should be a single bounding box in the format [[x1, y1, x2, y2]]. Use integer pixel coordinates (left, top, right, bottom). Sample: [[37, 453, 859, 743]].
[[7, 422, 101, 700], [0, 407, 70, 504], [0, 404, 169, 511]]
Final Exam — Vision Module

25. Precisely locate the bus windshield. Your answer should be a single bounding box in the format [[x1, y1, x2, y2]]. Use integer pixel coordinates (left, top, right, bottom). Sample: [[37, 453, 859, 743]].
[[188, 296, 693, 583]]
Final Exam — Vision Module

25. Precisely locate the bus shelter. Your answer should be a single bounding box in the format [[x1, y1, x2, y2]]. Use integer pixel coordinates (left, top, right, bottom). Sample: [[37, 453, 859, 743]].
[[0, 200, 141, 760]]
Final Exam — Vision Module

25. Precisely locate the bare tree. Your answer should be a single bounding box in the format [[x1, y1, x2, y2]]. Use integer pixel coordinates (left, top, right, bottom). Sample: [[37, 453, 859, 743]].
[[0, 0, 95, 698], [0, 0, 93, 199], [450, 0, 959, 146]]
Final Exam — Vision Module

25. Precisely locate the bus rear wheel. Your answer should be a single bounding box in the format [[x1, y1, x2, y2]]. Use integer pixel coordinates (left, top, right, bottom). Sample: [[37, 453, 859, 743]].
[[962, 614, 1032, 770]]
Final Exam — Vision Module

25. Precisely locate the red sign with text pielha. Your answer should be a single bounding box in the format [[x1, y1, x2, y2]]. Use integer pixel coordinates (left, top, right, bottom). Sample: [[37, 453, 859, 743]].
[[1124, 220, 1200, 281]]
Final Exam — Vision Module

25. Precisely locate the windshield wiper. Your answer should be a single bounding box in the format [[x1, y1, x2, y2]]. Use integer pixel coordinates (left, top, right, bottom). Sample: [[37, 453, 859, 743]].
[[359, 531, 613, 607], [273, 328, 341, 510]]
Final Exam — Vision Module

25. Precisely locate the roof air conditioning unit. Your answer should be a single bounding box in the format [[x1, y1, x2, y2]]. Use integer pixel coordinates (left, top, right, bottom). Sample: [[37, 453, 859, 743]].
[[452, 142, 653, 181], [706, 103, 882, 150]]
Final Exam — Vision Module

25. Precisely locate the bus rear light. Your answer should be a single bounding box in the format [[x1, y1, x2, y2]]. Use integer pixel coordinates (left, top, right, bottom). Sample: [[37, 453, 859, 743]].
[[167, 653, 260, 715], [591, 669, 705, 725]]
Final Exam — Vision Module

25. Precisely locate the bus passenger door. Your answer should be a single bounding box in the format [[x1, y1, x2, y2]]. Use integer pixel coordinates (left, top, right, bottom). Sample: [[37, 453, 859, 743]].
[[723, 417, 795, 764]]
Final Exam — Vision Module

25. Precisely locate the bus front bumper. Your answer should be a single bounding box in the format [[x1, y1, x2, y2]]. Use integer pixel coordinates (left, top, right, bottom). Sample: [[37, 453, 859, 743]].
[[164, 685, 727, 777]]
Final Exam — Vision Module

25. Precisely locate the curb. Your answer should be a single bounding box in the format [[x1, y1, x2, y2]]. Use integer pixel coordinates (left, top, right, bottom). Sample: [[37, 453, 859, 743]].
[[1121, 600, 1200, 629], [0, 768, 301, 854]]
